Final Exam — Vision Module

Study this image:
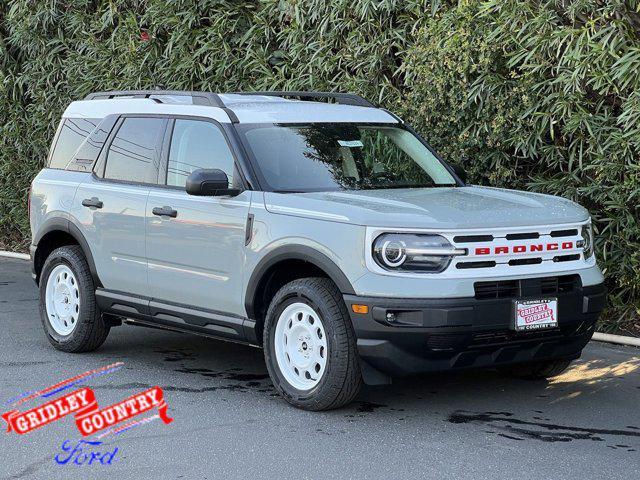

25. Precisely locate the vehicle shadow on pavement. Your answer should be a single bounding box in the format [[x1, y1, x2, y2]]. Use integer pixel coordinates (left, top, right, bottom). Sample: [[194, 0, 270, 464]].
[[91, 326, 640, 452], [376, 352, 640, 449]]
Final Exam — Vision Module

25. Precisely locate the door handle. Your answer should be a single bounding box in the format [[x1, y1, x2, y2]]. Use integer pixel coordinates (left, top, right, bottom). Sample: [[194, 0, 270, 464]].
[[152, 206, 178, 218], [82, 197, 103, 209]]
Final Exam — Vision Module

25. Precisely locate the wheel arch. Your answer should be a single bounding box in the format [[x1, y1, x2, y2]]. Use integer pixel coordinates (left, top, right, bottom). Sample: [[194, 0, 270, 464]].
[[33, 218, 102, 287], [245, 245, 355, 331]]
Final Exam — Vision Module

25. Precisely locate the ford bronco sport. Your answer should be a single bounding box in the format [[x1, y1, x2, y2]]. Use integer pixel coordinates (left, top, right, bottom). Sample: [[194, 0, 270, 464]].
[[29, 90, 606, 410]]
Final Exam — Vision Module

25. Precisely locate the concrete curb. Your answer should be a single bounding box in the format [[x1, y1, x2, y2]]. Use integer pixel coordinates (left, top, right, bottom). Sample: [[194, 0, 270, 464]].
[[592, 332, 640, 348], [0, 249, 638, 347], [0, 250, 30, 260]]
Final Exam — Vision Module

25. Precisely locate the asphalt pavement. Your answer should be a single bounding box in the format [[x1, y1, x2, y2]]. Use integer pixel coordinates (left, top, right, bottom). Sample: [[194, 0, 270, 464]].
[[1, 256, 639, 479]]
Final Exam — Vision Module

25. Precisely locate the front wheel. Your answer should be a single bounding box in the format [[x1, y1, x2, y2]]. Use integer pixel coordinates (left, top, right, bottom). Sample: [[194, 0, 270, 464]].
[[263, 277, 363, 410], [39, 245, 110, 352]]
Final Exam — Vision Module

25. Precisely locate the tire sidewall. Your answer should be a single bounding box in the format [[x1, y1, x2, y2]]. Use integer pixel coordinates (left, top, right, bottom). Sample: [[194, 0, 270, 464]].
[[39, 247, 96, 350], [264, 283, 345, 406]]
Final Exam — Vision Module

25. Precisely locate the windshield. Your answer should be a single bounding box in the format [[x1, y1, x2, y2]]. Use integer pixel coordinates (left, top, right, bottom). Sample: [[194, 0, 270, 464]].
[[237, 123, 457, 192]]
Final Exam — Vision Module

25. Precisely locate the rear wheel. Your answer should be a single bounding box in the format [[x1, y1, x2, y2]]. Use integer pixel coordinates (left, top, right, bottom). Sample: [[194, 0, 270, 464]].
[[498, 359, 572, 380], [263, 277, 363, 410], [39, 245, 110, 352]]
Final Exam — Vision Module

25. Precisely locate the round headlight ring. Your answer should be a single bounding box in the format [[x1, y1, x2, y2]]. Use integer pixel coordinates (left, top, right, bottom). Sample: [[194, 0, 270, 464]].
[[381, 239, 407, 267]]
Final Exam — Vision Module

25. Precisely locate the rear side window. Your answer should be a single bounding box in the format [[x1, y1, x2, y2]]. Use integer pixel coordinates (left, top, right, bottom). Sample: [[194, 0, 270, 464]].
[[66, 115, 119, 172], [48, 118, 100, 169], [103, 117, 166, 183]]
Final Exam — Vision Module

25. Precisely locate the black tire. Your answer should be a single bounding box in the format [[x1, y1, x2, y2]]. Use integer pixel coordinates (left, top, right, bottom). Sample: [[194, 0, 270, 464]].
[[263, 277, 363, 411], [498, 359, 572, 380], [39, 245, 110, 352]]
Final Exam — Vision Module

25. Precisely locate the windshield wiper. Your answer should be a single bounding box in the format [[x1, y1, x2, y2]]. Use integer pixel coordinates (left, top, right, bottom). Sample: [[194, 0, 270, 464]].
[[359, 183, 450, 190]]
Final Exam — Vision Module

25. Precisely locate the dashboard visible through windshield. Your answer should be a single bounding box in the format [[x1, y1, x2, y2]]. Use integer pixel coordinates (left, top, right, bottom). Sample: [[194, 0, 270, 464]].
[[236, 123, 458, 192]]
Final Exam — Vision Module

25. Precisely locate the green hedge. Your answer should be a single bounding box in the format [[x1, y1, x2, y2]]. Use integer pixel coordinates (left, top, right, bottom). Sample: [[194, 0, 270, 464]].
[[1, 1, 638, 329], [401, 0, 640, 330]]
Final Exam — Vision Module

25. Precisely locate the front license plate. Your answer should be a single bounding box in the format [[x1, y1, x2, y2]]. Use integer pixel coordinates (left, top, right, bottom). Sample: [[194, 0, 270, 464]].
[[513, 298, 558, 331]]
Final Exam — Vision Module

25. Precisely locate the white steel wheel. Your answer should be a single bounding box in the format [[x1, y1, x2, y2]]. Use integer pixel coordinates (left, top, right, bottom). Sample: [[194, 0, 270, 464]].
[[45, 264, 80, 336], [274, 302, 328, 391]]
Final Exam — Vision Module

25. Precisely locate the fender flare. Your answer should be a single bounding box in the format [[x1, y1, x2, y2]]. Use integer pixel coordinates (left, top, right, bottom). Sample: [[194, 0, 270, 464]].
[[244, 245, 356, 319], [33, 217, 102, 287]]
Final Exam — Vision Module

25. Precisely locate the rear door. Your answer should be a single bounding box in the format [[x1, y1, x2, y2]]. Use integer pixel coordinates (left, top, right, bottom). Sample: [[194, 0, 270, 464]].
[[146, 117, 251, 319], [74, 116, 167, 297]]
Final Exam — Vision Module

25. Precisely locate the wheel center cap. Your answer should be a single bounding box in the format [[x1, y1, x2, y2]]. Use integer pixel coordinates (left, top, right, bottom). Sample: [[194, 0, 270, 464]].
[[301, 342, 308, 350]]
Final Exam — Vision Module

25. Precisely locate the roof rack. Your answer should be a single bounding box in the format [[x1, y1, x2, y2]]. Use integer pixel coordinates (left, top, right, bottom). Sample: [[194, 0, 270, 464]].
[[84, 90, 226, 108], [233, 91, 376, 108]]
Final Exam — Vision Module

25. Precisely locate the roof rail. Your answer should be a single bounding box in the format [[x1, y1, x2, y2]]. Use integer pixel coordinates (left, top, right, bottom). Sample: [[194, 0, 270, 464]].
[[84, 90, 226, 108], [234, 91, 376, 108]]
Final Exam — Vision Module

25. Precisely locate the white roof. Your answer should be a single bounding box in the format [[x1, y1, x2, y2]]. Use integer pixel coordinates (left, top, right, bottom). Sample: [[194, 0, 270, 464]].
[[63, 94, 398, 124], [63, 99, 230, 122]]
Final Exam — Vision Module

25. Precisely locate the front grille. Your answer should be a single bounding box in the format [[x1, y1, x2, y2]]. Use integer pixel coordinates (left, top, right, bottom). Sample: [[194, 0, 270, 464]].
[[474, 275, 580, 300], [447, 224, 584, 272]]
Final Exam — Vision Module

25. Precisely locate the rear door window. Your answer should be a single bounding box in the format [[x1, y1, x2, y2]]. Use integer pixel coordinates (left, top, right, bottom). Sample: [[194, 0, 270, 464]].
[[48, 118, 100, 169], [103, 117, 167, 184]]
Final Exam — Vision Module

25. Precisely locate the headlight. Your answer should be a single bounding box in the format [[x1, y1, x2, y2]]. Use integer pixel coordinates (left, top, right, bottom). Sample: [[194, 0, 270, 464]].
[[372, 233, 464, 273], [581, 222, 594, 259]]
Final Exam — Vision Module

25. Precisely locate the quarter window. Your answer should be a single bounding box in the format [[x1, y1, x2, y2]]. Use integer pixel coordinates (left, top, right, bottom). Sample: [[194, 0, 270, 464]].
[[166, 120, 235, 188], [104, 117, 166, 183], [48, 118, 100, 169]]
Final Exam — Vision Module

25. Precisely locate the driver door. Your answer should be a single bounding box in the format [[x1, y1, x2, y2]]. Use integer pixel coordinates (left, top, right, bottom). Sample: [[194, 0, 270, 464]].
[[145, 118, 251, 319]]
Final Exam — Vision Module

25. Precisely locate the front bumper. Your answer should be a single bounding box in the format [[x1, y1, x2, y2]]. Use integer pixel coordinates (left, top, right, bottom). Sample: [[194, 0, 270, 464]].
[[344, 281, 606, 380]]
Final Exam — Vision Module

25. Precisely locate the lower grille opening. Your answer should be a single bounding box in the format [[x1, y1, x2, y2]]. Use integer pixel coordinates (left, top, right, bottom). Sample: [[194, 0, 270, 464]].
[[475, 275, 580, 299], [426, 333, 469, 351], [474, 280, 520, 299], [541, 274, 580, 294], [471, 328, 565, 346]]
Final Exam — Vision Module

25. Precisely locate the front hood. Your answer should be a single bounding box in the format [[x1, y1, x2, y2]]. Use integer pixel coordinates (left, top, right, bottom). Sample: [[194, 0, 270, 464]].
[[263, 186, 590, 229]]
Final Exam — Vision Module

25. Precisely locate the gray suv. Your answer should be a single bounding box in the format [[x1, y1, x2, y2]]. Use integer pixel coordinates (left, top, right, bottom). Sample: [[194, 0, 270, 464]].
[[29, 90, 606, 410]]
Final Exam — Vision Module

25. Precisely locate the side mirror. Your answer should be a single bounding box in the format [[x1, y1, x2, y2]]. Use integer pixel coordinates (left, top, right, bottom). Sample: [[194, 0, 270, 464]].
[[185, 168, 241, 197], [450, 164, 467, 184]]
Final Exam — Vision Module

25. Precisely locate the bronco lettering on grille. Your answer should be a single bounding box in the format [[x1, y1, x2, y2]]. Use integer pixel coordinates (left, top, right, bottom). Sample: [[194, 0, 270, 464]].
[[475, 242, 574, 255]]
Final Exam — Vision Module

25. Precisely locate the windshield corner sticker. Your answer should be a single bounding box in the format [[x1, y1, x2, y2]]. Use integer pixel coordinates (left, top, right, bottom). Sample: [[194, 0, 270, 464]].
[[337, 139, 363, 148], [2, 362, 172, 466]]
